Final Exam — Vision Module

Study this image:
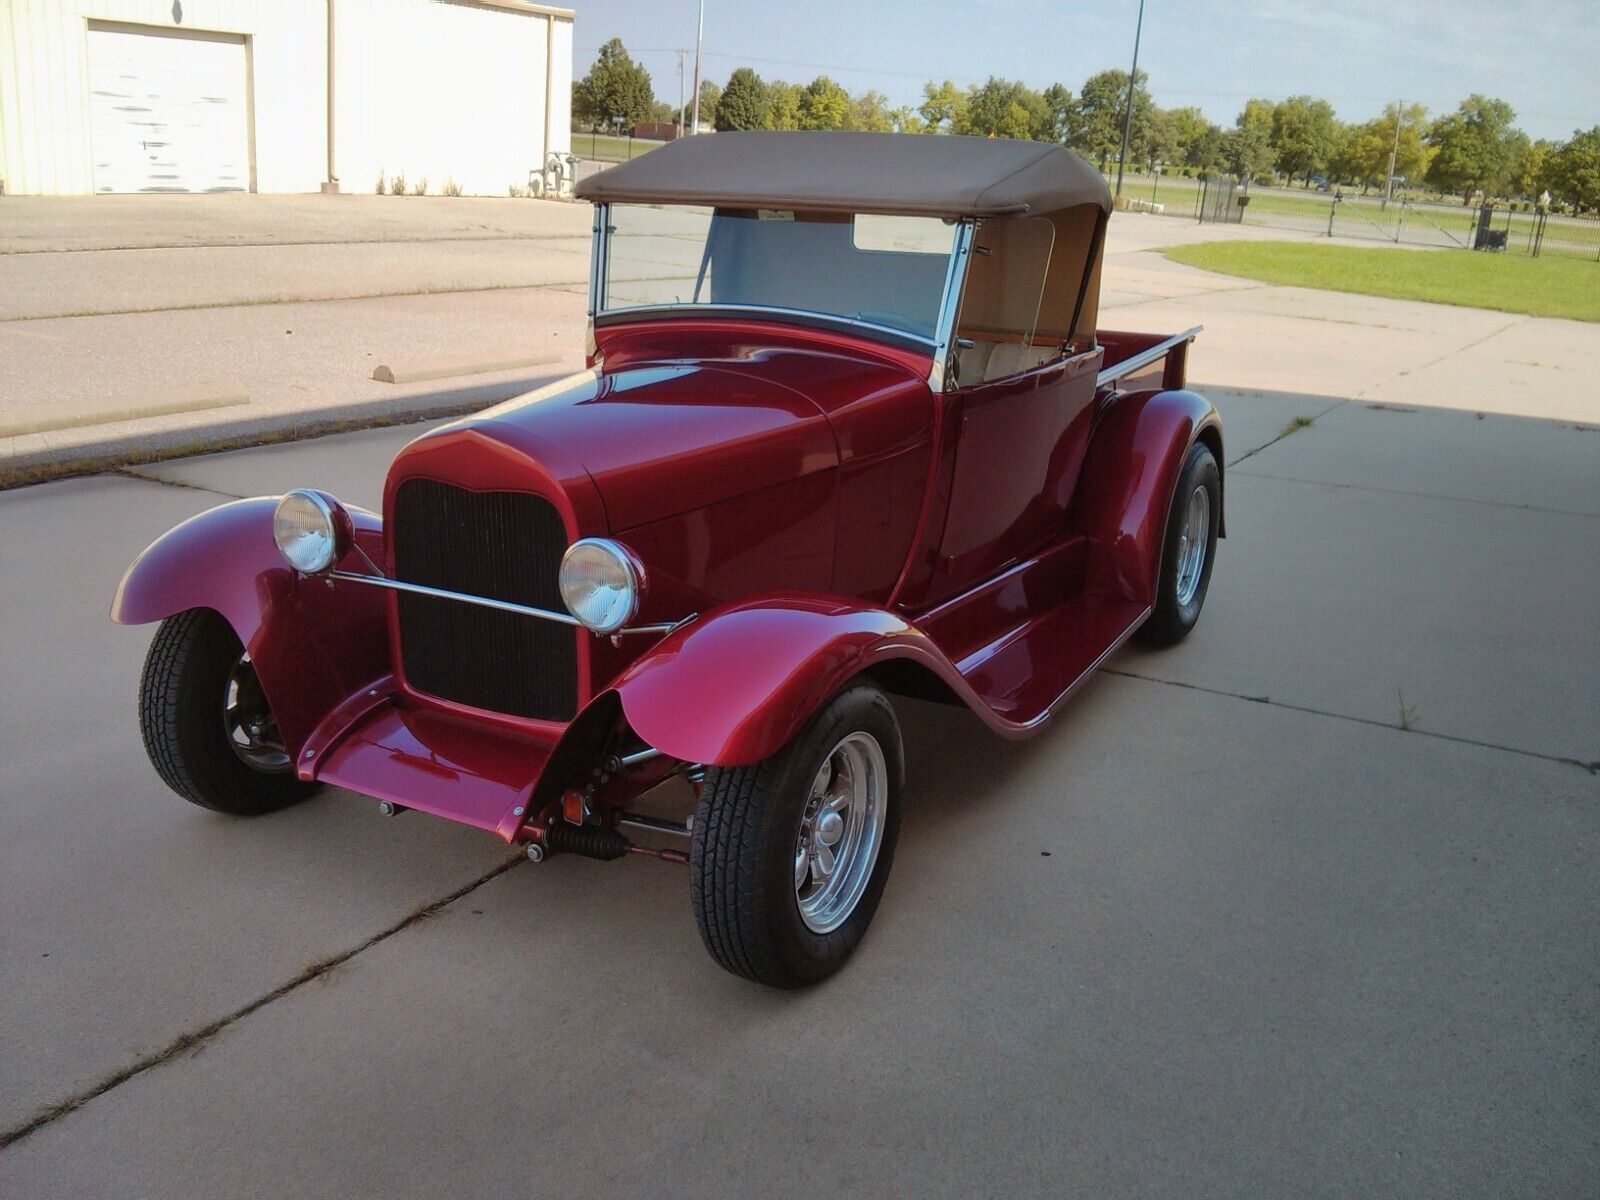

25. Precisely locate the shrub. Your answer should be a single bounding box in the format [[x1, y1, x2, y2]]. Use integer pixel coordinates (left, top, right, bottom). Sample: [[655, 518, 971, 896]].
[[375, 171, 386, 195], [508, 183, 529, 198], [389, 172, 406, 196], [411, 176, 428, 196], [442, 177, 462, 197]]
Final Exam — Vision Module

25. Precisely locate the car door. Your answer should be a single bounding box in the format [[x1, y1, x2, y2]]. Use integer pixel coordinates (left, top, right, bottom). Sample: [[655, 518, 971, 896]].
[[915, 215, 1101, 606]]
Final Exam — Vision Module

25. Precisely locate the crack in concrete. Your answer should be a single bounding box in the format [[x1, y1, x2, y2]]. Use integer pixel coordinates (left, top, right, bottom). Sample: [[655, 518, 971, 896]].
[[0, 855, 524, 1151], [1104, 668, 1596, 774], [112, 467, 247, 500], [1227, 398, 1352, 467], [1228, 468, 1600, 519]]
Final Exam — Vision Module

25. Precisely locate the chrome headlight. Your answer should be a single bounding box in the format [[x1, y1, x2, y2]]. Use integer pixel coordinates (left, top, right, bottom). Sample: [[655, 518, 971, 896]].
[[559, 538, 642, 634], [272, 489, 349, 574]]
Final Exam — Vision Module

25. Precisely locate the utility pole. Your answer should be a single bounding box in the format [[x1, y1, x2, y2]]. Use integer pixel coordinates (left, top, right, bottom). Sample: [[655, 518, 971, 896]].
[[1383, 99, 1403, 209], [690, 0, 705, 135], [677, 48, 687, 137], [1113, 0, 1146, 200]]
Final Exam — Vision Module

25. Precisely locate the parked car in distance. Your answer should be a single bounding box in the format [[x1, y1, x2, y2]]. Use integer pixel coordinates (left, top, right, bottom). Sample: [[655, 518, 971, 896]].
[[114, 132, 1223, 987]]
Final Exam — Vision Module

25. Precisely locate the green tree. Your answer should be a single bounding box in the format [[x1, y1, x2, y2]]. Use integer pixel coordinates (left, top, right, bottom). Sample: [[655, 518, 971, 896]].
[[766, 80, 803, 130], [919, 79, 966, 133], [696, 79, 722, 128], [889, 107, 926, 134], [1545, 126, 1600, 212], [572, 38, 654, 129], [1223, 98, 1275, 181], [1164, 107, 1220, 170], [1072, 69, 1151, 170], [956, 77, 1049, 140], [1425, 95, 1521, 201], [715, 67, 768, 131], [849, 90, 893, 132], [1271, 95, 1339, 185], [1141, 107, 1185, 171], [1041, 83, 1076, 144], [797, 75, 851, 130], [1511, 137, 1556, 199]]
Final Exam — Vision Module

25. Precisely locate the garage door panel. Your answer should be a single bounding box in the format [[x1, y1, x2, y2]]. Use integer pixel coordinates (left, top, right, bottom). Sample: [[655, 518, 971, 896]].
[[88, 26, 251, 194]]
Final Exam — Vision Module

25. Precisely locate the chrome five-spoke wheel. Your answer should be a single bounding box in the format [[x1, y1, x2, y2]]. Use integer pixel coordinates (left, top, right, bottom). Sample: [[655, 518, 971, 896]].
[[691, 681, 904, 987], [794, 732, 889, 934], [1173, 484, 1211, 608]]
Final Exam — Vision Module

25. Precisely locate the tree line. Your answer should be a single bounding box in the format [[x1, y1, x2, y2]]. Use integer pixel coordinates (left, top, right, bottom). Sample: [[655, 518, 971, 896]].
[[574, 39, 1600, 213]]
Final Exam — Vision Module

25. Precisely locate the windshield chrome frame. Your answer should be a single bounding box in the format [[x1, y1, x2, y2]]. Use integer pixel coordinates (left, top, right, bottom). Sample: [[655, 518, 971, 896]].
[[587, 205, 975, 380]]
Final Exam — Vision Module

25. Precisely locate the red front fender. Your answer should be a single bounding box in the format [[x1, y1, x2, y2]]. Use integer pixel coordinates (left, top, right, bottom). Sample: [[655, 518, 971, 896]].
[[608, 595, 1008, 767], [1072, 387, 1224, 606], [111, 498, 390, 756]]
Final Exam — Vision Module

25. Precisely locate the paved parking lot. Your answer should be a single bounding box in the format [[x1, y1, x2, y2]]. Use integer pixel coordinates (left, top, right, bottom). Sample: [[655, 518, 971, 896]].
[[3, 390, 1597, 1196], [2, 196, 1597, 1196]]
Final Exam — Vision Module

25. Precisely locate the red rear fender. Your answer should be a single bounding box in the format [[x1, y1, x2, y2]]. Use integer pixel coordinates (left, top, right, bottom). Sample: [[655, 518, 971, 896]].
[[111, 498, 390, 756], [1072, 388, 1223, 606]]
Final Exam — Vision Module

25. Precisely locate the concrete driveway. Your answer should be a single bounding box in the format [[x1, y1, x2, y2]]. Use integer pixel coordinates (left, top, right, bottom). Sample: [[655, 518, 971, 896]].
[[3, 376, 1597, 1193]]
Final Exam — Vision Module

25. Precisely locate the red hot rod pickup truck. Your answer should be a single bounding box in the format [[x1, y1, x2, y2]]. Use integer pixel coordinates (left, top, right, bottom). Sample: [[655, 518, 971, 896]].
[[114, 133, 1223, 987]]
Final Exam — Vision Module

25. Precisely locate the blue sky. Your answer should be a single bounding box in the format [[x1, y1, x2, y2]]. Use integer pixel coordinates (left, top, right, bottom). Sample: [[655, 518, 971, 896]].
[[572, 0, 1599, 142]]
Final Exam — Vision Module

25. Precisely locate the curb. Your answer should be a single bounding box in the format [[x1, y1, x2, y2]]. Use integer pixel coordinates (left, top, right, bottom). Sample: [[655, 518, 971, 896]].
[[0, 371, 569, 490]]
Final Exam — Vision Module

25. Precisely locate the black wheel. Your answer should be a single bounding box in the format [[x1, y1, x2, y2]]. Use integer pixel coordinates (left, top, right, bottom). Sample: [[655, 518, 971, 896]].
[[690, 681, 903, 988], [1137, 441, 1221, 647], [138, 608, 318, 816]]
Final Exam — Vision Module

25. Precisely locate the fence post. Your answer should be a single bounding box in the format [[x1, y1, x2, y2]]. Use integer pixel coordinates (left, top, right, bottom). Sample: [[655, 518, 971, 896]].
[[1394, 199, 1405, 243], [1327, 194, 1340, 238]]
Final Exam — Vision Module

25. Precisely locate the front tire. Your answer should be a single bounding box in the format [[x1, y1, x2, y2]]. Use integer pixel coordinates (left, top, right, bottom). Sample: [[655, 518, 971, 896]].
[[691, 681, 903, 988], [138, 608, 318, 816], [1137, 441, 1221, 647]]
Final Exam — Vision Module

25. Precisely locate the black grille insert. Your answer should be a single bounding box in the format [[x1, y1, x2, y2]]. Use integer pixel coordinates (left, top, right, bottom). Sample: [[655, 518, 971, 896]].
[[393, 479, 577, 721]]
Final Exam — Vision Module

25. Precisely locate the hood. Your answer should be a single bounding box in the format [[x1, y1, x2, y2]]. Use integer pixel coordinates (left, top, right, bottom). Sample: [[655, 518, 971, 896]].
[[449, 362, 837, 531]]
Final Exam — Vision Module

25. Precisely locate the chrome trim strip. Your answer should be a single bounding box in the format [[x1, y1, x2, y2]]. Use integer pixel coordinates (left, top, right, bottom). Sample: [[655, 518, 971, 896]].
[[928, 220, 976, 393], [327, 570, 682, 637], [1096, 325, 1203, 389], [618, 748, 663, 766]]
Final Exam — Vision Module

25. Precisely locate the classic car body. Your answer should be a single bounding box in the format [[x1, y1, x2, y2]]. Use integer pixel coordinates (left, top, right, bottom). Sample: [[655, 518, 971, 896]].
[[115, 132, 1223, 986]]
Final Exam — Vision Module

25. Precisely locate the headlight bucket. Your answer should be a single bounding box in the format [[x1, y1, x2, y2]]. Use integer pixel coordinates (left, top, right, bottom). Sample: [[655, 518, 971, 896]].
[[559, 538, 643, 634], [272, 489, 352, 574]]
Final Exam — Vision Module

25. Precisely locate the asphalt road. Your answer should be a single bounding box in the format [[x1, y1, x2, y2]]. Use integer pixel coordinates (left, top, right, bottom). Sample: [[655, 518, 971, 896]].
[[2, 378, 1597, 1195]]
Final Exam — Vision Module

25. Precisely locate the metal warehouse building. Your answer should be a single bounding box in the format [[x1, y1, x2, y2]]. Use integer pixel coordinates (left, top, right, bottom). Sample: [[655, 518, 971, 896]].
[[0, 0, 574, 195]]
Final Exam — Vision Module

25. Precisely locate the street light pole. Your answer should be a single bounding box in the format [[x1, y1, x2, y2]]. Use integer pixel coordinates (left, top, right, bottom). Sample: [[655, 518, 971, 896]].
[[1383, 99, 1402, 209], [690, 0, 705, 135], [677, 48, 686, 137], [1113, 0, 1146, 200]]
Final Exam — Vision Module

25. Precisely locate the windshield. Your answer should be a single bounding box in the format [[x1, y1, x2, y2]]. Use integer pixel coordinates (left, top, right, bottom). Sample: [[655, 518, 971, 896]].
[[599, 204, 959, 344]]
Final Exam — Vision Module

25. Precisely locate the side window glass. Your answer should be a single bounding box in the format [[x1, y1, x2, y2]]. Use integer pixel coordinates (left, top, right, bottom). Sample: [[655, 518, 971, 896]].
[[953, 216, 1055, 386]]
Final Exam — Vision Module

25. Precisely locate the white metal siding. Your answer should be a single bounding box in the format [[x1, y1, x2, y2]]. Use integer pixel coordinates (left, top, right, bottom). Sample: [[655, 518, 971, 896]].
[[0, 0, 572, 195], [0, 0, 326, 194], [87, 24, 251, 192], [334, 0, 572, 196]]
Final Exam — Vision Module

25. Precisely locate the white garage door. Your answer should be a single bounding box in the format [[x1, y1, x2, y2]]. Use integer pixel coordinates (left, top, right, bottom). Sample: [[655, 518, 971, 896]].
[[87, 25, 251, 194]]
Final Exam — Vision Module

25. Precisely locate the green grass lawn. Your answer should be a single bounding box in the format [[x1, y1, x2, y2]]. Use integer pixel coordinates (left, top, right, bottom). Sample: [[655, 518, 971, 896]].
[[571, 133, 665, 163], [1162, 240, 1600, 322]]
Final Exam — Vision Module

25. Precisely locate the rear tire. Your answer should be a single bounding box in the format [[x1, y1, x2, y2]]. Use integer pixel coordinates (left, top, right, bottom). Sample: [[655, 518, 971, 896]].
[[690, 681, 903, 988], [1137, 441, 1220, 647], [138, 608, 317, 816]]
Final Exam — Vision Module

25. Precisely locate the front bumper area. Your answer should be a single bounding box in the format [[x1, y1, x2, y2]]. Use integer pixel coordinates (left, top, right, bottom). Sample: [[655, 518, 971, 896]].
[[297, 678, 556, 841]]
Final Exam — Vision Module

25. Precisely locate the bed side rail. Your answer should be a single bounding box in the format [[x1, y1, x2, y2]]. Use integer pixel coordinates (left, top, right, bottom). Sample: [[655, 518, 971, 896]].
[[1096, 326, 1203, 390]]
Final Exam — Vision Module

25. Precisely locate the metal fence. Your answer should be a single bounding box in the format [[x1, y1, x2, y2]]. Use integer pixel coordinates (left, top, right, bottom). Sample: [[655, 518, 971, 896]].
[[1131, 173, 1600, 262]]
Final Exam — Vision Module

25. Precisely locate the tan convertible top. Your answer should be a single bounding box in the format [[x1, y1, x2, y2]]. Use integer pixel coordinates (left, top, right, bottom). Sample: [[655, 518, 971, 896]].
[[575, 131, 1112, 218]]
